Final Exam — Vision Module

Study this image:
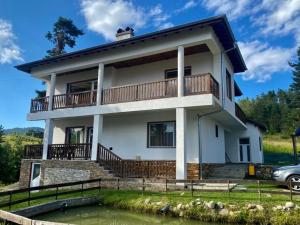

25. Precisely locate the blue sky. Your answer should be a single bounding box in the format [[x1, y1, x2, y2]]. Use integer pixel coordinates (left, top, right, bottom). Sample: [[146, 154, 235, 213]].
[[0, 0, 299, 129]]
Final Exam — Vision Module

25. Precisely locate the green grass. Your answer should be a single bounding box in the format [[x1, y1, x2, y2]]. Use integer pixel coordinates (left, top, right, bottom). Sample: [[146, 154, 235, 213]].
[[1, 188, 300, 225], [263, 135, 297, 166], [1, 186, 299, 211]]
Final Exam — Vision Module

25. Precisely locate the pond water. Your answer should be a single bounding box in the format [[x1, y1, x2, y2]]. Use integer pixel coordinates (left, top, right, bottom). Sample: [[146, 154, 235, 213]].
[[35, 205, 220, 225]]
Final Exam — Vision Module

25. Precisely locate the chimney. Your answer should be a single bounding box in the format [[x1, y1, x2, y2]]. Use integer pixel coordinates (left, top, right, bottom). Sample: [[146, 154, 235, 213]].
[[116, 27, 134, 41]]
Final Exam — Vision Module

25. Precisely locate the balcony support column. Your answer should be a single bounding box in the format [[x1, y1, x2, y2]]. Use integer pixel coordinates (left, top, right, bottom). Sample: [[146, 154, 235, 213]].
[[91, 114, 103, 160], [42, 119, 54, 159], [96, 63, 104, 105], [176, 107, 187, 179], [48, 73, 56, 111], [177, 46, 184, 97]]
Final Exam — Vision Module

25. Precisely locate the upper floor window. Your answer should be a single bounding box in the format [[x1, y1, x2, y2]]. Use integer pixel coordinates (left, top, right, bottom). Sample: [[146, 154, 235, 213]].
[[215, 125, 219, 138], [67, 80, 97, 93], [165, 66, 191, 79], [226, 70, 232, 100], [148, 121, 176, 148]]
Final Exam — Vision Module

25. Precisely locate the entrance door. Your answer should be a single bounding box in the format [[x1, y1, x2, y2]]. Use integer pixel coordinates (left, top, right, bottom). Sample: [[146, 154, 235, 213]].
[[30, 163, 41, 187], [87, 127, 93, 144], [239, 138, 251, 163]]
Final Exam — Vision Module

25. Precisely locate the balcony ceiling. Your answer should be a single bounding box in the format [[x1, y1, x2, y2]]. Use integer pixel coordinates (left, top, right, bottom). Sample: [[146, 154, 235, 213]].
[[107, 44, 209, 69]]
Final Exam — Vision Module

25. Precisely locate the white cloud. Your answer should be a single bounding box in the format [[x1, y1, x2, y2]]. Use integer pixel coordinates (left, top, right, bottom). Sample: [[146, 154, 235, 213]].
[[201, 0, 252, 19], [176, 0, 198, 13], [81, 0, 173, 41], [150, 4, 174, 29], [81, 0, 146, 40], [238, 41, 293, 82], [0, 19, 23, 64], [253, 0, 300, 45]]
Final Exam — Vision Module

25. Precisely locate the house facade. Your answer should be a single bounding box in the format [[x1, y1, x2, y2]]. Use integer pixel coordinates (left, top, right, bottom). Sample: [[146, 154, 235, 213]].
[[17, 16, 265, 187]]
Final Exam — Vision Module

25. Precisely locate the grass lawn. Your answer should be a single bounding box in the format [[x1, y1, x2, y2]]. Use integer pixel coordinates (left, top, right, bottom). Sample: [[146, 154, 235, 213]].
[[1, 185, 299, 211], [263, 135, 297, 166]]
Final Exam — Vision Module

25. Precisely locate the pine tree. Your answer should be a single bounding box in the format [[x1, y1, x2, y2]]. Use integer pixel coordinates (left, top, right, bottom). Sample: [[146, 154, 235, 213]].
[[46, 17, 84, 57], [289, 47, 300, 107]]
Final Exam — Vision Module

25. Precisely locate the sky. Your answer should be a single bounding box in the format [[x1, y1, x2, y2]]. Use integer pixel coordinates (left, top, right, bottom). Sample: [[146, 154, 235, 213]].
[[0, 0, 299, 129]]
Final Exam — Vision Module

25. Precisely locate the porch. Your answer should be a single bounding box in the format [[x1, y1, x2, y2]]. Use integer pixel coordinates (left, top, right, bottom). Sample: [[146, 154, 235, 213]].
[[23, 143, 176, 179]]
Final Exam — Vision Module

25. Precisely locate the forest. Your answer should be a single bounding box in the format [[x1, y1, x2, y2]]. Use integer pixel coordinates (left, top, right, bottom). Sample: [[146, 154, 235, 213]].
[[239, 47, 300, 137]]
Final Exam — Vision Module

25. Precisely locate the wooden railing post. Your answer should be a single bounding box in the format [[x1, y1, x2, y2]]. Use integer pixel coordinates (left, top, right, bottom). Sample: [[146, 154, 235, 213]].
[[257, 180, 261, 202]]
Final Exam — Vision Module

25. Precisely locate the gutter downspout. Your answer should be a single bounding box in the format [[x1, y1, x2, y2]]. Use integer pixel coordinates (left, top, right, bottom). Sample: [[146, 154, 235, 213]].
[[198, 43, 237, 180]]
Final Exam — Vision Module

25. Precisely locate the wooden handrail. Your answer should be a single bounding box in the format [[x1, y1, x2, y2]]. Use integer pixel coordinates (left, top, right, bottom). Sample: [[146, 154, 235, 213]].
[[30, 97, 49, 113], [235, 103, 246, 124], [23, 145, 43, 159], [52, 91, 97, 110], [97, 144, 176, 178], [29, 73, 220, 112], [47, 144, 92, 160], [102, 78, 177, 104]]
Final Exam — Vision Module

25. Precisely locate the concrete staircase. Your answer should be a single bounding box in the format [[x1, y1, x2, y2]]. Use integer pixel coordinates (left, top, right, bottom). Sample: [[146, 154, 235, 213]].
[[206, 164, 248, 179]]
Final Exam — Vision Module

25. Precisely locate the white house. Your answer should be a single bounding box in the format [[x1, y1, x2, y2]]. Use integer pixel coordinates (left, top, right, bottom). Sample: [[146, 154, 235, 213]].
[[16, 15, 265, 187]]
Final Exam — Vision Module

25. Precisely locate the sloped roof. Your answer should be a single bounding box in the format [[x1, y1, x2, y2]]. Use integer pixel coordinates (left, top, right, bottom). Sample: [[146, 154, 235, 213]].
[[16, 15, 247, 74]]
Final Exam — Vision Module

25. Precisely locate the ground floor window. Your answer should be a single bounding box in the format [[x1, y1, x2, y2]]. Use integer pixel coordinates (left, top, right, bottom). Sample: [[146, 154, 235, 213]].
[[65, 127, 85, 144], [148, 121, 176, 148]]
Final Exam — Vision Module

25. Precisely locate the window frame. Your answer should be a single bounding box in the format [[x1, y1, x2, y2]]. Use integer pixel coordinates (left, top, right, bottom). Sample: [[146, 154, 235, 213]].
[[226, 69, 232, 100], [66, 79, 97, 94], [147, 121, 176, 148], [65, 126, 85, 144], [215, 125, 219, 138], [164, 66, 192, 79]]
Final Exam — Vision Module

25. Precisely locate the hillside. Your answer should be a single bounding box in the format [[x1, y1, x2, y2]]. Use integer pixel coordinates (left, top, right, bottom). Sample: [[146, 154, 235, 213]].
[[4, 127, 44, 135]]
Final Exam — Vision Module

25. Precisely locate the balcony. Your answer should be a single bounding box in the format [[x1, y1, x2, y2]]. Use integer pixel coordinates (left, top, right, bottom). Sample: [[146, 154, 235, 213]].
[[235, 103, 246, 124], [29, 73, 219, 113]]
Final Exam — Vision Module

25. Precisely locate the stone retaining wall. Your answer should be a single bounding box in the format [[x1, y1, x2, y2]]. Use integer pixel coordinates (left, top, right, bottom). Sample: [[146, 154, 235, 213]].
[[19, 159, 113, 189]]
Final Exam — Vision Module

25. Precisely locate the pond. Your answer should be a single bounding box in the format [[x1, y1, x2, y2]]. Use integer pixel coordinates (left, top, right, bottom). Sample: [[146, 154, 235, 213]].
[[35, 205, 221, 225]]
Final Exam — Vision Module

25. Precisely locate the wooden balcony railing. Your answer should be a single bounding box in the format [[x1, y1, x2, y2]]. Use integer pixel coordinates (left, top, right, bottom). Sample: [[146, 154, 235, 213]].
[[184, 73, 219, 98], [30, 97, 49, 113], [29, 73, 220, 112], [102, 78, 177, 104], [52, 91, 97, 110], [235, 103, 246, 124], [97, 144, 176, 178], [47, 143, 92, 160], [23, 145, 43, 159]]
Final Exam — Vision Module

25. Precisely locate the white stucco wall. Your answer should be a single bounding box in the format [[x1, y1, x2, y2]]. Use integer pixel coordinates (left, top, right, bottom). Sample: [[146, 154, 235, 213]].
[[224, 122, 263, 163], [199, 116, 225, 163], [113, 52, 213, 87], [51, 110, 200, 162], [50, 109, 232, 163]]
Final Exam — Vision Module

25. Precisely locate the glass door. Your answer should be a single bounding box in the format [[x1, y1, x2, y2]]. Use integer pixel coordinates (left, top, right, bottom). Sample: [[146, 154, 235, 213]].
[[30, 163, 41, 187], [65, 127, 85, 144], [239, 138, 251, 163]]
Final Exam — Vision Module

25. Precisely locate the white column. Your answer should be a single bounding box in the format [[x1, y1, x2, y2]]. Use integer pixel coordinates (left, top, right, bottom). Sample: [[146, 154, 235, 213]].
[[176, 107, 187, 179], [47, 73, 56, 111], [91, 114, 103, 160], [96, 63, 104, 105], [42, 119, 54, 159], [177, 46, 184, 97]]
